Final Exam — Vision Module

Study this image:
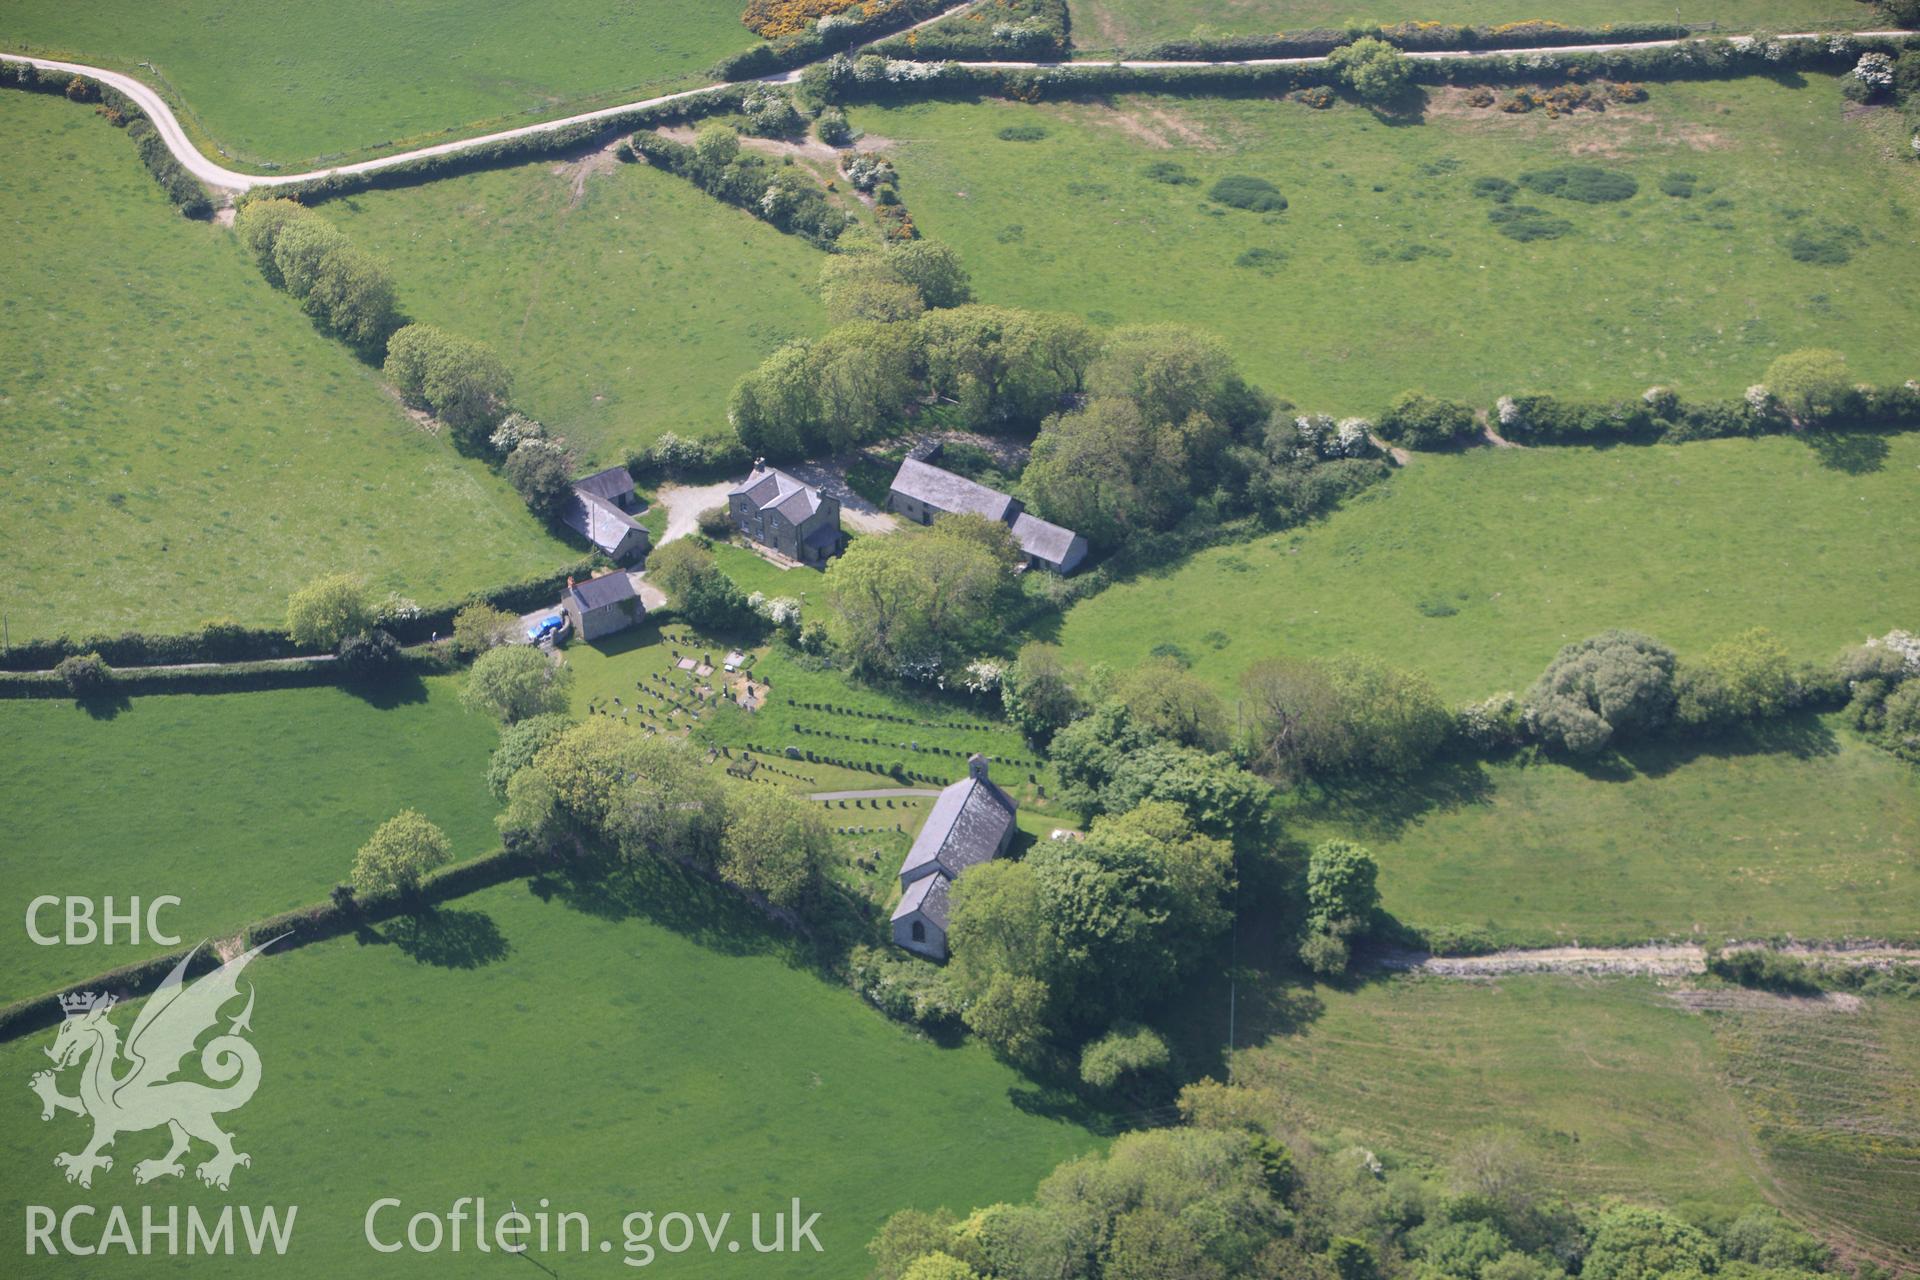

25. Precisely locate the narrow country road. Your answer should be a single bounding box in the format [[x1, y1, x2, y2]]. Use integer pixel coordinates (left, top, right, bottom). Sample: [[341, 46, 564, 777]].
[[1, 29, 1904, 194]]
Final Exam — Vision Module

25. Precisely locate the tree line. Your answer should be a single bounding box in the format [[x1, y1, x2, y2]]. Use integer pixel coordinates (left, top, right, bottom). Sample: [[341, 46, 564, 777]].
[[866, 1080, 1850, 1280]]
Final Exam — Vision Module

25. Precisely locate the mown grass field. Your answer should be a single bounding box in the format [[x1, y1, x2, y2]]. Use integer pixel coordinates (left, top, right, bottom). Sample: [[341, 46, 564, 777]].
[[863, 74, 1920, 412], [0, 0, 750, 167], [1058, 434, 1920, 702], [1234, 974, 1920, 1266], [0, 94, 572, 642], [326, 153, 826, 463], [1296, 717, 1920, 945], [1071, 0, 1883, 49], [0, 877, 1104, 1277], [1717, 993, 1920, 1267], [0, 677, 502, 1005], [1236, 975, 1768, 1217]]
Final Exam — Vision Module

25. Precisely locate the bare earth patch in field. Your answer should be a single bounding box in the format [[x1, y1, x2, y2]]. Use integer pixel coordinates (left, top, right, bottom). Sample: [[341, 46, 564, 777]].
[[1067, 98, 1222, 149], [550, 139, 622, 209], [1422, 87, 1728, 158]]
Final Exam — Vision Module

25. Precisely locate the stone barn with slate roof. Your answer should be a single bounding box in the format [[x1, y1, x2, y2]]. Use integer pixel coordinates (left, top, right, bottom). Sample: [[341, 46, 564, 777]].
[[728, 464, 845, 566], [886, 455, 1087, 576], [562, 571, 644, 642], [890, 753, 1018, 961], [888, 457, 1019, 527], [562, 465, 650, 563], [1010, 512, 1089, 576]]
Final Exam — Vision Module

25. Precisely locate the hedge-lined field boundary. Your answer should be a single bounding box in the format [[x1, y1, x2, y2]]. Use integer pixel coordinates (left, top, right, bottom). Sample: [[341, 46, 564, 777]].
[[0, 61, 210, 216], [712, 0, 955, 81], [266, 88, 747, 203], [0, 848, 536, 1044], [7, 30, 1916, 207], [1119, 20, 1694, 63], [0, 559, 600, 672], [811, 31, 1920, 106]]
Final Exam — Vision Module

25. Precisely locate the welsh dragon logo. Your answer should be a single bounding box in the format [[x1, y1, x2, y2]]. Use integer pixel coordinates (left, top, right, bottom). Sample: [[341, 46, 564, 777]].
[[30, 939, 277, 1191]]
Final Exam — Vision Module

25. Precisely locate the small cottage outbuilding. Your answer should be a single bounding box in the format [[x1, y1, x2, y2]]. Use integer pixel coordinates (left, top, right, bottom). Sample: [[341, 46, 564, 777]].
[[561, 572, 644, 642], [562, 466, 650, 563]]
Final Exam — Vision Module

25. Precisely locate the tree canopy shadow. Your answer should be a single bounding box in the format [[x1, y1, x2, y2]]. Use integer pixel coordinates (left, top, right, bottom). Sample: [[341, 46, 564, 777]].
[[75, 690, 132, 720], [1802, 428, 1890, 474], [1008, 1081, 1124, 1133], [1290, 754, 1497, 840], [342, 666, 430, 709], [526, 845, 875, 978], [1617, 711, 1839, 780], [530, 855, 776, 958], [1367, 86, 1431, 126], [377, 906, 511, 969]]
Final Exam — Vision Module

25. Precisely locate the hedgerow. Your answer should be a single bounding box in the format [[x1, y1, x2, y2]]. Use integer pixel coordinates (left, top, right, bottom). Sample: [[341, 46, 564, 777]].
[[0, 560, 600, 672], [1490, 379, 1920, 446], [1124, 19, 1692, 61], [625, 127, 854, 249], [0, 63, 211, 216], [714, 0, 947, 80], [0, 847, 537, 1044], [269, 88, 747, 205], [867, 0, 1069, 61]]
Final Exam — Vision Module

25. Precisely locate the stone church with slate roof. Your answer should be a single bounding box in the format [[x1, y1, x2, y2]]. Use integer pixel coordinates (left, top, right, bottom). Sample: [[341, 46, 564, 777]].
[[890, 753, 1018, 961]]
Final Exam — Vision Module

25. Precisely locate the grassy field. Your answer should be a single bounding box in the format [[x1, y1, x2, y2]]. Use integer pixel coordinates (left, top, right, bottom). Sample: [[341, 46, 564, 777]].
[[1717, 992, 1920, 1267], [325, 153, 826, 463], [0, 0, 750, 167], [861, 74, 1920, 412], [1232, 972, 1920, 1263], [1072, 0, 1883, 49], [1235, 975, 1769, 1217], [1057, 434, 1920, 702], [0, 94, 572, 642], [0, 677, 502, 1005], [1296, 717, 1920, 945], [0, 877, 1104, 1277]]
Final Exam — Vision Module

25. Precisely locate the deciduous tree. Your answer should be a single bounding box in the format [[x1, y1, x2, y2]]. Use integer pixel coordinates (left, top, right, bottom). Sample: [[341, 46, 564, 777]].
[[286, 572, 373, 649], [351, 809, 452, 897], [461, 644, 573, 723]]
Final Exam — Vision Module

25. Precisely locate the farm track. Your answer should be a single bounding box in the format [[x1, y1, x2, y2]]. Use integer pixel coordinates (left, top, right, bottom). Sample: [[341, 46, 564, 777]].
[[2, 29, 1909, 194], [1378, 941, 1920, 978]]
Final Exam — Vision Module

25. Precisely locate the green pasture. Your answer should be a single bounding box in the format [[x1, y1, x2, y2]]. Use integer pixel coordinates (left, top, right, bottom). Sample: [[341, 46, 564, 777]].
[[1719, 993, 1920, 1266], [1234, 973, 1920, 1265], [1296, 716, 1920, 945], [1071, 0, 1883, 49], [325, 154, 826, 463], [0, 0, 751, 167], [0, 677, 501, 1005], [0, 94, 572, 642], [0, 877, 1105, 1276], [862, 74, 1920, 412], [1057, 433, 1920, 702], [1237, 974, 1766, 1216]]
